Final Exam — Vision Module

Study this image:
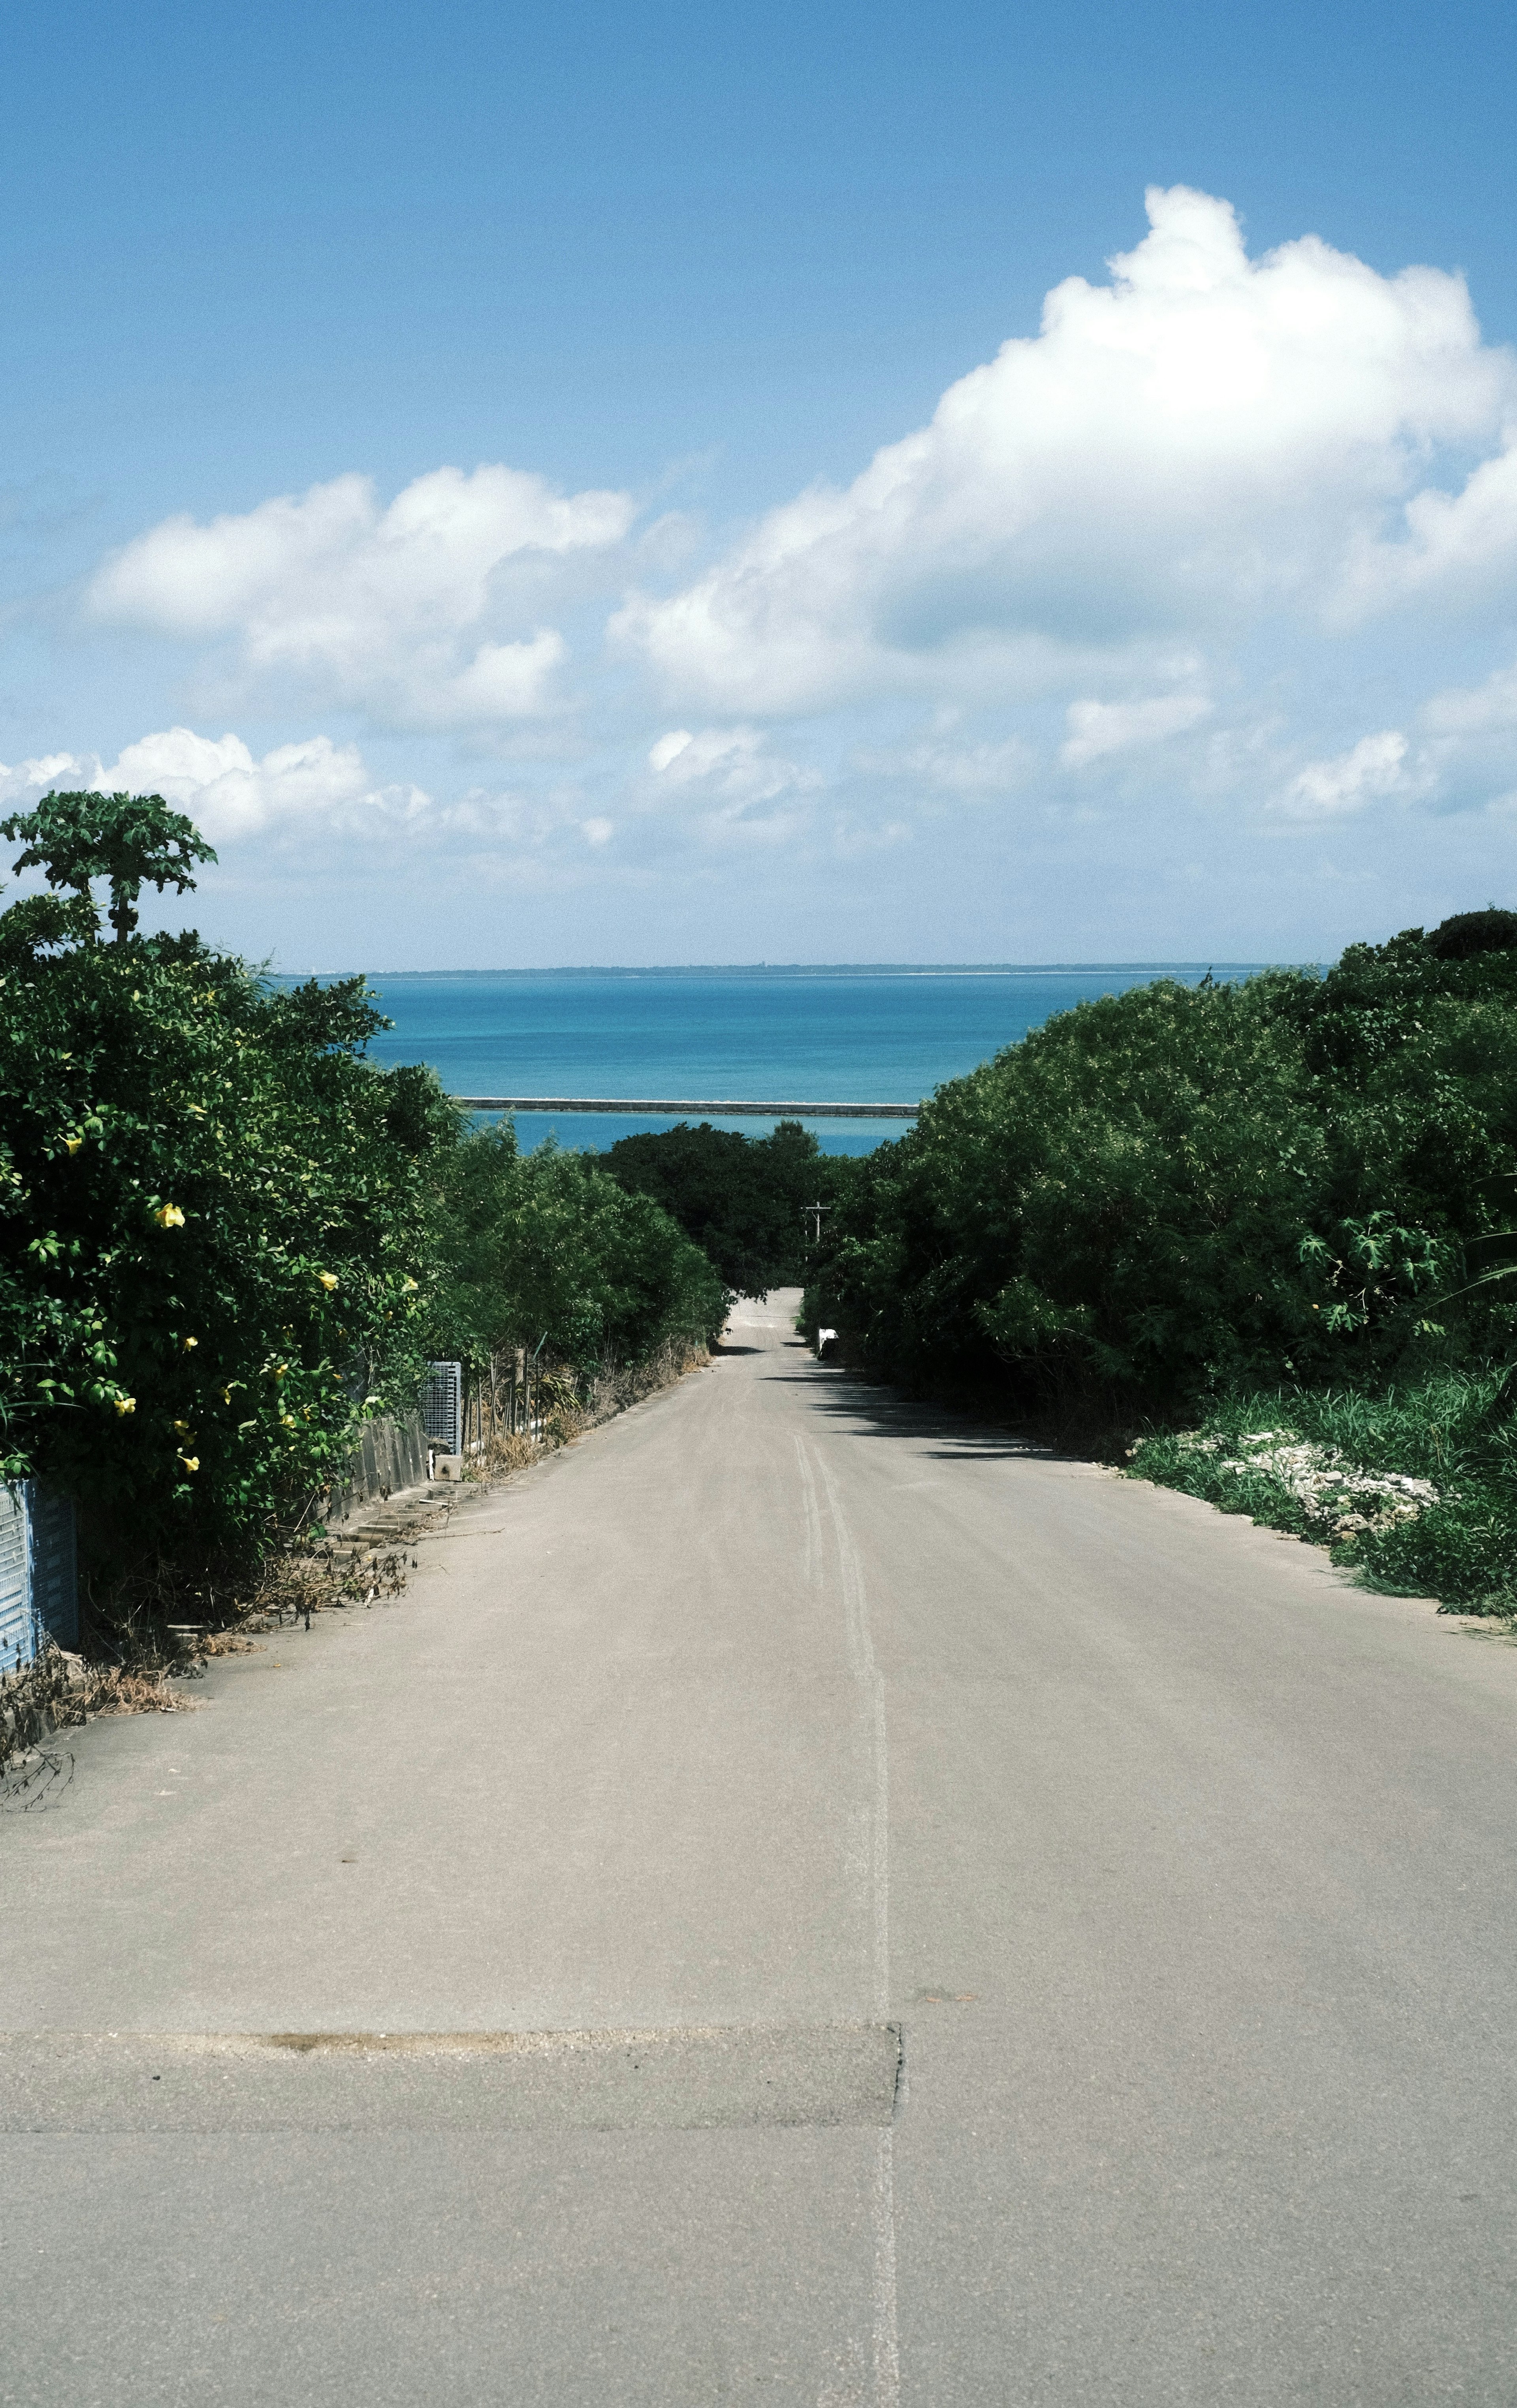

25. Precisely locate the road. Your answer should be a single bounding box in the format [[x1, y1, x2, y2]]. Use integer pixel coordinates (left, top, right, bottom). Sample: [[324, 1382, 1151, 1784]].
[[3, 1292, 1516, 2404]]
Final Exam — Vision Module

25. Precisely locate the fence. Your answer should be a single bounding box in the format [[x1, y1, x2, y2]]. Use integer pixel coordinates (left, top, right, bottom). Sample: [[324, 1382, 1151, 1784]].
[[420, 1361, 463, 1458], [0, 1482, 79, 1674], [465, 1348, 554, 1454], [418, 1352, 559, 1461], [306, 1352, 560, 1530]]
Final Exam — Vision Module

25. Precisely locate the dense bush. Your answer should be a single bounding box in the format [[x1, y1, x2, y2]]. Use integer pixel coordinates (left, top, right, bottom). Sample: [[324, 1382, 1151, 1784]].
[[598, 1117, 839, 1297], [0, 789, 724, 1599], [424, 1119, 728, 1376], [0, 912, 437, 1579], [804, 922, 1517, 1421]]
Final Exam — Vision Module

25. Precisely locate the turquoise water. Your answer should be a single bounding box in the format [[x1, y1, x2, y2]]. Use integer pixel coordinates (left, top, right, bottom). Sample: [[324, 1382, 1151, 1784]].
[[356, 965, 1265, 1155]]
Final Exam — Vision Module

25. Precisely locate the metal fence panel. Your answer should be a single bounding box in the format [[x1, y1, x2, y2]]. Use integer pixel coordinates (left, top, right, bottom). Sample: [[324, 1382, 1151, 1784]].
[[420, 1362, 463, 1457], [27, 1484, 78, 1650], [1, 1485, 36, 1675]]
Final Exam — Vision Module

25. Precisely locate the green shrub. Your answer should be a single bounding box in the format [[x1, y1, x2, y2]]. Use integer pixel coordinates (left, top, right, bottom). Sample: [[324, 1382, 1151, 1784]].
[[425, 1122, 728, 1378], [599, 1117, 837, 1298], [1127, 1370, 1517, 1615], [1, 789, 727, 1594], [806, 923, 1517, 1419], [0, 920, 439, 1578]]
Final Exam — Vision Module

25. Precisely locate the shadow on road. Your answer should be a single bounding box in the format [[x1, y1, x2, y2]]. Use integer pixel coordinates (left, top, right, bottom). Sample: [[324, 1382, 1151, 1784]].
[[762, 1363, 1056, 1461]]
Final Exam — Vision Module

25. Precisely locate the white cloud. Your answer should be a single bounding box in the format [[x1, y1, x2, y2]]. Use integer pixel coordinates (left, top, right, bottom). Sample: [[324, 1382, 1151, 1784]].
[[0, 751, 80, 805], [614, 184, 1514, 714], [1277, 730, 1410, 818], [645, 724, 824, 847], [856, 731, 1034, 795], [0, 728, 643, 883], [24, 184, 1517, 932], [1060, 690, 1212, 769], [0, 727, 423, 844], [647, 727, 698, 775], [1404, 658, 1517, 816], [1338, 440, 1517, 622], [1421, 657, 1517, 739], [647, 724, 821, 806], [89, 464, 634, 730]]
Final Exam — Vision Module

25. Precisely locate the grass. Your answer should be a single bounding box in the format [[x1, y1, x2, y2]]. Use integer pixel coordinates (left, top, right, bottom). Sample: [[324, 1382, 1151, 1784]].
[[1126, 1368, 1517, 1618]]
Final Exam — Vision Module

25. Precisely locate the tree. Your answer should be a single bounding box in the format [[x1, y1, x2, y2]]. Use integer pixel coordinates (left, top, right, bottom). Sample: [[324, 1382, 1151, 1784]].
[[0, 789, 218, 944], [803, 926, 1517, 1415], [0, 909, 440, 1578], [424, 1123, 727, 1376], [1425, 905, 1517, 961], [600, 1118, 836, 1295]]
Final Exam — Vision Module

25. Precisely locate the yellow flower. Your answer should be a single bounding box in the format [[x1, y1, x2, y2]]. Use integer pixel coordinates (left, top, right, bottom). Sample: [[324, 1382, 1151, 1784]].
[[155, 1204, 186, 1229], [183, 1335, 198, 1351], [115, 1395, 136, 1416], [274, 1362, 288, 1378], [174, 1419, 194, 1438], [317, 1271, 339, 1291], [280, 1414, 296, 1429], [401, 1276, 418, 1294], [179, 1455, 199, 1472], [65, 1135, 83, 1156], [221, 1386, 234, 1404]]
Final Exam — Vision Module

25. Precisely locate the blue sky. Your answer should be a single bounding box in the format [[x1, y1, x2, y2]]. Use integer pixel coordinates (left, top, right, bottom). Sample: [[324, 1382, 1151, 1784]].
[[3, 0, 1515, 966]]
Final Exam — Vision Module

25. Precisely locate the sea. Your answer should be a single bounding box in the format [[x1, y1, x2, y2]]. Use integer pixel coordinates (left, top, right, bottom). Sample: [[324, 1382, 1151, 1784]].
[[343, 965, 1266, 1156]]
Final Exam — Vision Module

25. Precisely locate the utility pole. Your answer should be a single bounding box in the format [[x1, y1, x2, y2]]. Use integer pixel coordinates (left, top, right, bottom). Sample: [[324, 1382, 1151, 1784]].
[[801, 1201, 830, 1245]]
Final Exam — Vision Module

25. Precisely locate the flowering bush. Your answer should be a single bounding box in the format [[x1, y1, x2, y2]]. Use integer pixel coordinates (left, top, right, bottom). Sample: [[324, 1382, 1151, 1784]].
[[0, 789, 725, 1596], [0, 902, 438, 1578]]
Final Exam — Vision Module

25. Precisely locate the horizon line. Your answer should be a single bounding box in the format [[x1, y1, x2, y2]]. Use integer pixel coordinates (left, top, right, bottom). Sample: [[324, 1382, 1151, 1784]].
[[272, 958, 1281, 979]]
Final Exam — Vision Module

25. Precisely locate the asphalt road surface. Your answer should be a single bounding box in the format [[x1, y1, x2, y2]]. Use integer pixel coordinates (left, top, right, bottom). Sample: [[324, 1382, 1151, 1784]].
[[4, 1292, 1516, 2405]]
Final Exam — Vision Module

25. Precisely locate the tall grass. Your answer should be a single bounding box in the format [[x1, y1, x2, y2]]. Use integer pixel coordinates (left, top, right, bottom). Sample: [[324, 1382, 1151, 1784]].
[[1127, 1368, 1517, 1616]]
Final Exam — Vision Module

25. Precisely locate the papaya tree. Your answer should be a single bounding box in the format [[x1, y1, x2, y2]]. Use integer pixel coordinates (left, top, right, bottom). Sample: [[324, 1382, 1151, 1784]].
[[0, 788, 217, 944]]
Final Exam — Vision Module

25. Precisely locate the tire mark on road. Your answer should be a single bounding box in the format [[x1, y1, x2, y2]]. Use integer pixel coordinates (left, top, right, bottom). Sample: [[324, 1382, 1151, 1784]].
[[798, 1432, 899, 2406]]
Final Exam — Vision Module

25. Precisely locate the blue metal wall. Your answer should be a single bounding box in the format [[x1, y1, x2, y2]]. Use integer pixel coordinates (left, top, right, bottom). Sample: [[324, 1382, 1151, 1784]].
[[0, 1485, 29, 1675], [0, 1483, 80, 1672], [28, 1485, 79, 1650]]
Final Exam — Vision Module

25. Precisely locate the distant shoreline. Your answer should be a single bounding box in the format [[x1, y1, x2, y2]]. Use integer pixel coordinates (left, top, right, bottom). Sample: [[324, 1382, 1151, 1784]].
[[273, 960, 1279, 981]]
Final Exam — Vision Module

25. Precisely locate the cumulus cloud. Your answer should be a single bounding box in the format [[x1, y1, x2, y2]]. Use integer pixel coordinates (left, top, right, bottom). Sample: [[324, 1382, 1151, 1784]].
[[0, 727, 637, 885], [646, 724, 824, 846], [1060, 690, 1212, 769], [1277, 730, 1411, 818], [0, 751, 80, 804], [1403, 658, 1517, 816], [614, 184, 1515, 714], [28, 183, 1517, 914], [0, 727, 423, 844], [1338, 439, 1517, 622], [647, 725, 821, 805], [89, 464, 633, 730], [1421, 657, 1517, 741]]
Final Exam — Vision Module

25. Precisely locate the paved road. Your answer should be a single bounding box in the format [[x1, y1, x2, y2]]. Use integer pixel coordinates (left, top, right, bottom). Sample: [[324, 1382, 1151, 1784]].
[[4, 1293, 1516, 2404]]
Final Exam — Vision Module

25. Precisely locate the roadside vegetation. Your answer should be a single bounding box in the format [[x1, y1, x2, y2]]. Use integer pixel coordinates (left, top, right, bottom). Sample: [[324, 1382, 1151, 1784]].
[[422, 1115, 727, 1401], [800, 910, 1517, 1616], [596, 1115, 841, 1295], [8, 784, 1514, 1643], [1125, 1373, 1517, 1616], [0, 790, 723, 1651]]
